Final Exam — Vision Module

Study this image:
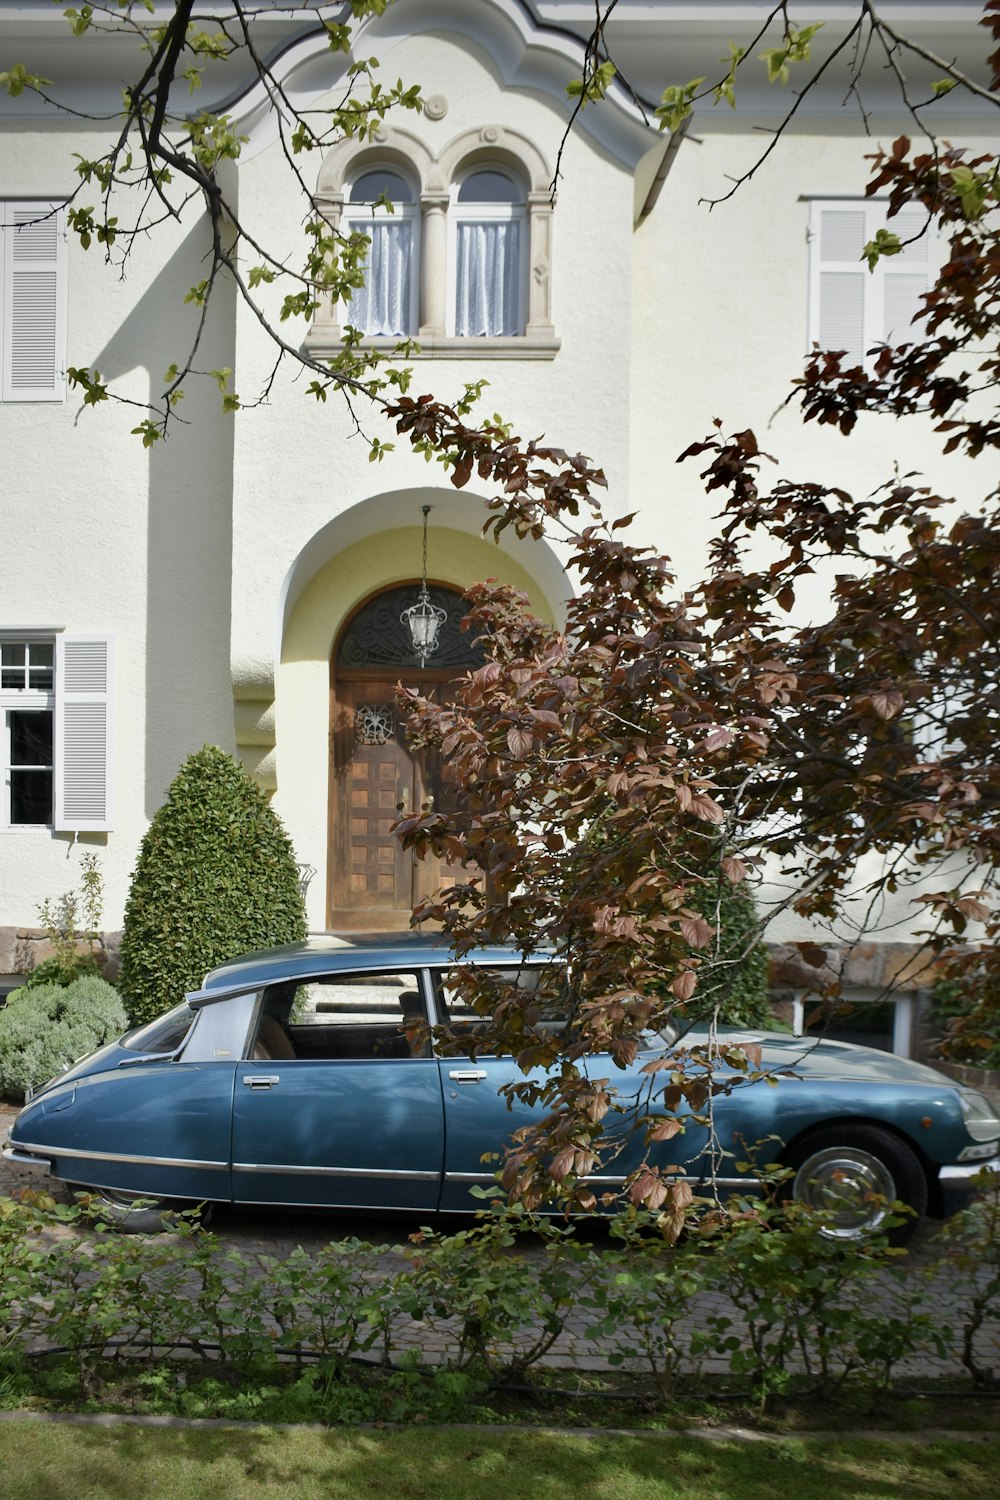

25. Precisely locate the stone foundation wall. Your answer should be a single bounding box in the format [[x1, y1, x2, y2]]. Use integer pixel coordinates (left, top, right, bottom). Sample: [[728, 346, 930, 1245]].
[[0, 926, 121, 985]]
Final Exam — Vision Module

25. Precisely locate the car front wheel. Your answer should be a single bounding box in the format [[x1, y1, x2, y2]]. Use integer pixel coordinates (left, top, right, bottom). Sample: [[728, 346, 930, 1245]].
[[783, 1125, 928, 1244]]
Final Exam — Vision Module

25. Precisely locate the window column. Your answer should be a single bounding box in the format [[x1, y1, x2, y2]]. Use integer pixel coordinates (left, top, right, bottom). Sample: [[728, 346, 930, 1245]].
[[526, 191, 555, 339], [418, 192, 448, 338]]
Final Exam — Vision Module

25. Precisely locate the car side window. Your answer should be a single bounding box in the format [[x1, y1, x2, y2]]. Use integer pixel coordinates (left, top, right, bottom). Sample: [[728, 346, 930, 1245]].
[[432, 966, 567, 1057], [252, 972, 430, 1061]]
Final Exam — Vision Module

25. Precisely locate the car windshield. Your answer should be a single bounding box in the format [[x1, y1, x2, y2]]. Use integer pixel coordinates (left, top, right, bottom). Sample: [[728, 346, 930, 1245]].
[[121, 1001, 194, 1055]]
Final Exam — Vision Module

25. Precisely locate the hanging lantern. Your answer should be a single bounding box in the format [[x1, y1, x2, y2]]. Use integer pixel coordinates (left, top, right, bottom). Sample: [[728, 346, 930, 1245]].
[[400, 505, 447, 665]]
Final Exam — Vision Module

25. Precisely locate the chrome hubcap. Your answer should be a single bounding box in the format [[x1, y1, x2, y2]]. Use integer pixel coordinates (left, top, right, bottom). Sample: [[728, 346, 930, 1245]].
[[792, 1146, 896, 1239]]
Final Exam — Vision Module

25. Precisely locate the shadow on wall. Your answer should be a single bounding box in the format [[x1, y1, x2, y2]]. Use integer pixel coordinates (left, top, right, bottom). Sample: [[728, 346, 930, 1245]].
[[73, 215, 238, 820]]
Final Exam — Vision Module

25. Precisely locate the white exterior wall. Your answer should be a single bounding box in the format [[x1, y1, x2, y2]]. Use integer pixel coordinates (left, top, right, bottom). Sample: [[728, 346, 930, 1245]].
[[0, 2, 990, 959], [0, 128, 236, 935], [630, 128, 995, 582]]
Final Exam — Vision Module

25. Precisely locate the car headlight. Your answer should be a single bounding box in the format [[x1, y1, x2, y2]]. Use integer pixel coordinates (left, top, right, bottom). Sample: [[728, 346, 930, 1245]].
[[959, 1088, 1000, 1143]]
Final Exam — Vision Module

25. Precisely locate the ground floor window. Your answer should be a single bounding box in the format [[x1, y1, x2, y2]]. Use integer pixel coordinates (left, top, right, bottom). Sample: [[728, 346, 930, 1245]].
[[0, 634, 114, 833], [2, 639, 54, 827]]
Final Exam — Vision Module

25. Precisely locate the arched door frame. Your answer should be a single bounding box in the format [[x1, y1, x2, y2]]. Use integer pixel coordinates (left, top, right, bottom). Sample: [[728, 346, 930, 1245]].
[[327, 579, 481, 930]]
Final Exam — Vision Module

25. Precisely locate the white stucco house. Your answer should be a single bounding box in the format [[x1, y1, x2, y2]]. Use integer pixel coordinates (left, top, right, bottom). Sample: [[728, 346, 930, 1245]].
[[0, 1, 993, 1045]]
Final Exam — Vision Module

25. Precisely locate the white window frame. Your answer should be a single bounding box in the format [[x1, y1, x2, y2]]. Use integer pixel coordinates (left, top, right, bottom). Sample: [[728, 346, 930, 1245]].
[[807, 198, 939, 367], [1, 636, 55, 832], [447, 171, 528, 338], [0, 632, 114, 833], [1, 199, 68, 402], [343, 171, 420, 339]]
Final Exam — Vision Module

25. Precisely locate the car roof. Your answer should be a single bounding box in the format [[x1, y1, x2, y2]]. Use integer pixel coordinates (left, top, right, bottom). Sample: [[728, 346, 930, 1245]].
[[187, 932, 538, 1007]]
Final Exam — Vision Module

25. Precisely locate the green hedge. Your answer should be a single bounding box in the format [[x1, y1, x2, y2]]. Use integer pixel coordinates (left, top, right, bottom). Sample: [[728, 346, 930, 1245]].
[[0, 976, 127, 1101], [1, 1184, 997, 1406], [118, 745, 307, 1026]]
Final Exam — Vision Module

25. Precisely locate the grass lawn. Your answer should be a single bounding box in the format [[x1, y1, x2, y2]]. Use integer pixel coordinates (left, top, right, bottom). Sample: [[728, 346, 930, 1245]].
[[0, 1422, 997, 1500]]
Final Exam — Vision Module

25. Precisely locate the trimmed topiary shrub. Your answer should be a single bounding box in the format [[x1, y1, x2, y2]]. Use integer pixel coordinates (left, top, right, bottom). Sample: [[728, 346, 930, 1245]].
[[0, 976, 128, 1101], [117, 745, 307, 1026], [690, 876, 772, 1030]]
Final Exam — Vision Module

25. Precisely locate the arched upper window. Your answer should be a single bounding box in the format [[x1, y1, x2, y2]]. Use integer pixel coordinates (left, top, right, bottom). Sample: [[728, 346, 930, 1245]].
[[450, 167, 527, 338], [310, 127, 558, 358], [344, 166, 419, 337]]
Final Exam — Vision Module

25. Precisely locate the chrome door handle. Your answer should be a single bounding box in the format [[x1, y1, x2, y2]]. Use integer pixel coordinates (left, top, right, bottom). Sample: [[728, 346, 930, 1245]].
[[448, 1069, 487, 1083], [243, 1075, 280, 1089]]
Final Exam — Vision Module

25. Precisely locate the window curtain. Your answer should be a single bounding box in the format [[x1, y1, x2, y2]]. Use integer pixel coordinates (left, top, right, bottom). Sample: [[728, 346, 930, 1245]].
[[347, 220, 412, 336], [455, 221, 521, 336]]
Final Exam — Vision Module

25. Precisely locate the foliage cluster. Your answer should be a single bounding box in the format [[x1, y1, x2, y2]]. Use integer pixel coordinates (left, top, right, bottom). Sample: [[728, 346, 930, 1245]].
[[0, 1183, 998, 1411], [932, 963, 1000, 1073], [22, 854, 106, 991], [0, 978, 127, 1101], [118, 746, 306, 1026]]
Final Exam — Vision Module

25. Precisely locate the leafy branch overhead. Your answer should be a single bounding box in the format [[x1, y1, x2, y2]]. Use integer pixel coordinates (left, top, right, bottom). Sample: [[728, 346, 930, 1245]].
[[4, 0, 425, 445]]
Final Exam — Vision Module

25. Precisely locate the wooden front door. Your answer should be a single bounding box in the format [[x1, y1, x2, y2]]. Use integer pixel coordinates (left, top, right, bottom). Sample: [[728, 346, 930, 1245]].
[[328, 584, 482, 930]]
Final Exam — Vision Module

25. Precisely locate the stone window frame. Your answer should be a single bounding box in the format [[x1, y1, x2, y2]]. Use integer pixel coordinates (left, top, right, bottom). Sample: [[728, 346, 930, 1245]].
[[342, 162, 422, 339], [307, 125, 559, 360]]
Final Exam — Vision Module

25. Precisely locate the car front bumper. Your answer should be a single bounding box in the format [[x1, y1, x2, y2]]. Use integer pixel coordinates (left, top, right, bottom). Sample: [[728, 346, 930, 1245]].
[[939, 1154, 1000, 1214], [2, 1134, 53, 1172]]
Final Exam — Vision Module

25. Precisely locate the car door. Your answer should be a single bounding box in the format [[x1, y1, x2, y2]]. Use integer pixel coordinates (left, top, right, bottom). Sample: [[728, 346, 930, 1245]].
[[431, 967, 717, 1212], [231, 967, 445, 1211]]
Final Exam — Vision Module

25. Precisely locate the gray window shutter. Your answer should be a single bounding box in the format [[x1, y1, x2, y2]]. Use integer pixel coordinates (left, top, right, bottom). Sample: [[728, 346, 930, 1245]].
[[879, 204, 933, 344], [811, 205, 867, 362], [1, 201, 67, 402], [54, 635, 114, 832]]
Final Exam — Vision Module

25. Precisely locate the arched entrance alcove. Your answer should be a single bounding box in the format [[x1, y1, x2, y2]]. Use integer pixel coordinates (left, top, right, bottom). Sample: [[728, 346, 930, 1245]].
[[273, 495, 568, 931]]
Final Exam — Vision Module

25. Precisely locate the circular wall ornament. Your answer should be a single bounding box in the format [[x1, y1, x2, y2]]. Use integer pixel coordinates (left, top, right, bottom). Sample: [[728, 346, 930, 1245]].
[[424, 94, 448, 120]]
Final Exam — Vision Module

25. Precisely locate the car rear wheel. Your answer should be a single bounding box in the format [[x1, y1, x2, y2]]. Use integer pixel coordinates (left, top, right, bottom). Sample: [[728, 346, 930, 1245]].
[[84, 1187, 210, 1234], [783, 1125, 928, 1244]]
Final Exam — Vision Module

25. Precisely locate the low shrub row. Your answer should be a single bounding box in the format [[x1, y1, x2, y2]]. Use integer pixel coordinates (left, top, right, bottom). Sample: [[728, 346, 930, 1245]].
[[1, 1184, 997, 1417]]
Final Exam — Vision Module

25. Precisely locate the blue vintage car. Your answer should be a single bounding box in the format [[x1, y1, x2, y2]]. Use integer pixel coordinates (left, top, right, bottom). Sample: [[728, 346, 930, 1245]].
[[4, 934, 999, 1238]]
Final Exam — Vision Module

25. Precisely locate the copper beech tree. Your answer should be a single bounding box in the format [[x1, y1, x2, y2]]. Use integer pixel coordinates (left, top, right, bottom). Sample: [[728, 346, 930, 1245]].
[[385, 127, 999, 1216]]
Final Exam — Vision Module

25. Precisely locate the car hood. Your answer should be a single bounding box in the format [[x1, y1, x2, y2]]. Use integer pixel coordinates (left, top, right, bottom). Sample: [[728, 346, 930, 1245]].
[[695, 1029, 958, 1090]]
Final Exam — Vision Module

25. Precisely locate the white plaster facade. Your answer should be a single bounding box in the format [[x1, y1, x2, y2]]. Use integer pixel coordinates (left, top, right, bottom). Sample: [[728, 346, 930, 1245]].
[[0, 2, 993, 972]]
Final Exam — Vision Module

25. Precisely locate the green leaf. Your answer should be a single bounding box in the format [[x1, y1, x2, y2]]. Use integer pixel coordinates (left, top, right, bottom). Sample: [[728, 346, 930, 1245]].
[[862, 229, 902, 271], [655, 78, 705, 132], [131, 419, 162, 448], [566, 59, 617, 107], [930, 78, 958, 96], [0, 63, 52, 96]]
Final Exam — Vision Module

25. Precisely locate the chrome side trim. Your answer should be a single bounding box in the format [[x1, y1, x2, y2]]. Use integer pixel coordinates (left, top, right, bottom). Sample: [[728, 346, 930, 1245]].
[[8, 1139, 229, 1173], [444, 1171, 629, 1187], [700, 1176, 764, 1193], [234, 1161, 440, 1181]]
